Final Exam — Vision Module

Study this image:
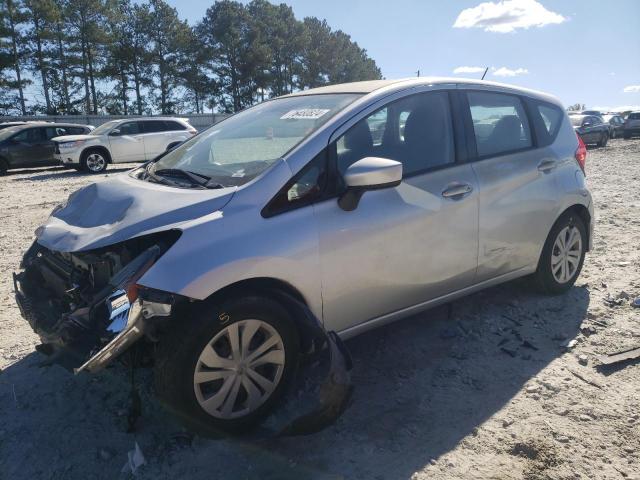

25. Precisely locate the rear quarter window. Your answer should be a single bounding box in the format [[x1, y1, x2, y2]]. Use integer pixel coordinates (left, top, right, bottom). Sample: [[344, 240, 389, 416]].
[[528, 99, 564, 147], [164, 121, 186, 131]]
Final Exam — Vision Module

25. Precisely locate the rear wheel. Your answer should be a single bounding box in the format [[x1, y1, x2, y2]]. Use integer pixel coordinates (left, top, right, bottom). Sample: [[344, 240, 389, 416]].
[[533, 213, 587, 295], [623, 132, 631, 140], [597, 132, 608, 147], [154, 295, 299, 434], [80, 149, 108, 173]]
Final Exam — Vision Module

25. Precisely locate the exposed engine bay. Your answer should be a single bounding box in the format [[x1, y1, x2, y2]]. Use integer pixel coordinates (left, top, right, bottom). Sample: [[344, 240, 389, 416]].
[[13, 231, 181, 371]]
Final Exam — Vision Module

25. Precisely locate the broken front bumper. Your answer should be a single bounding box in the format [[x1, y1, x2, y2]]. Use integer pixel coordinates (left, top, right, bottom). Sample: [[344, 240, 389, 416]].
[[13, 243, 171, 373]]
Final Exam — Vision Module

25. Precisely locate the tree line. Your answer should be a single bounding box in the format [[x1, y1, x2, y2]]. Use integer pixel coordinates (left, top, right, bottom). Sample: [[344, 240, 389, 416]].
[[0, 0, 382, 115]]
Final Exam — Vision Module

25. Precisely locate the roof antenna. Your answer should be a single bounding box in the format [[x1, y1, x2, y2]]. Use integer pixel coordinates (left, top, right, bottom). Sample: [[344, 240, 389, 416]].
[[481, 67, 489, 80]]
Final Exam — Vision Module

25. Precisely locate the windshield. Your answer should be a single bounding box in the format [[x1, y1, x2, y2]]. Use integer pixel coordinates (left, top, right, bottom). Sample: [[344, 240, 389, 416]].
[[91, 120, 121, 135], [0, 126, 23, 141], [151, 93, 361, 187]]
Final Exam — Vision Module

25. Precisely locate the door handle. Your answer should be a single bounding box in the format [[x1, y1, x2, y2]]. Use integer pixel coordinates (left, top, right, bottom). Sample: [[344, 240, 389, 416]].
[[441, 183, 473, 199], [537, 159, 556, 173]]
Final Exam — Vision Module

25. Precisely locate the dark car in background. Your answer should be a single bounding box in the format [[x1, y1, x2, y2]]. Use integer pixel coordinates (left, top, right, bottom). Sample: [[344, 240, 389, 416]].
[[602, 114, 625, 139], [571, 114, 609, 147], [0, 123, 93, 175], [624, 112, 640, 139]]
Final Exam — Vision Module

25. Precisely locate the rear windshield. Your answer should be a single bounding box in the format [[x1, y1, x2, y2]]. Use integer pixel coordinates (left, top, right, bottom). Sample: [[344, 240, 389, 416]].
[[570, 116, 584, 126]]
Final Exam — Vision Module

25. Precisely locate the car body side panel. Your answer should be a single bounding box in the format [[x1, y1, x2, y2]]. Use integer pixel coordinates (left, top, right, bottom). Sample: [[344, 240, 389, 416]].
[[137, 159, 325, 320], [472, 147, 561, 280]]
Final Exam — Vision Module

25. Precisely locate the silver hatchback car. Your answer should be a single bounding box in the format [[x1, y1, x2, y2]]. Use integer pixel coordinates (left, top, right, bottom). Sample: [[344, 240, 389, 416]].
[[14, 78, 593, 433]]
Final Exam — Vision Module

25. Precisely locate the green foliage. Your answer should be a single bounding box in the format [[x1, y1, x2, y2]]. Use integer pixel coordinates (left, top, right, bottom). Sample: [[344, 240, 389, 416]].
[[0, 0, 382, 114]]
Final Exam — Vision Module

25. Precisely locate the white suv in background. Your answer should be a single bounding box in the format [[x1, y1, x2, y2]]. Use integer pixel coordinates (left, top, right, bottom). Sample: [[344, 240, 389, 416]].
[[53, 117, 197, 173]]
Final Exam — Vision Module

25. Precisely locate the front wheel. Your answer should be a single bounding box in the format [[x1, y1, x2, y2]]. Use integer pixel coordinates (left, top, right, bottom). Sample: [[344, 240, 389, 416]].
[[533, 213, 587, 295], [154, 295, 299, 434], [80, 149, 108, 173]]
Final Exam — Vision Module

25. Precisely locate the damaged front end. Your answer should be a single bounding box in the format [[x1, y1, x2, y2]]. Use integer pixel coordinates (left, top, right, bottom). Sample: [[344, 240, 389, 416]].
[[13, 231, 181, 373]]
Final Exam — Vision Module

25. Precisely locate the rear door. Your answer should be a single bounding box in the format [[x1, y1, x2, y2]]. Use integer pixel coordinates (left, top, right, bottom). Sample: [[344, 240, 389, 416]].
[[107, 121, 145, 162], [463, 89, 560, 282], [140, 120, 168, 159]]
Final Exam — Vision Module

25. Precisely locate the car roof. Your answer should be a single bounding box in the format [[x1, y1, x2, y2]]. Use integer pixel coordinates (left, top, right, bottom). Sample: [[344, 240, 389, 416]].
[[284, 76, 563, 107], [110, 117, 188, 122]]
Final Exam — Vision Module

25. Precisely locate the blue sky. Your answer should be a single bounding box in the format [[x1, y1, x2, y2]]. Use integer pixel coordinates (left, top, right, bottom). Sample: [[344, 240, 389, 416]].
[[168, 0, 640, 111]]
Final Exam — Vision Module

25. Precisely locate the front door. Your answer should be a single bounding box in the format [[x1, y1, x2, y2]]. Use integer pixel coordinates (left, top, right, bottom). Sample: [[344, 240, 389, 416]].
[[6, 127, 50, 167], [107, 121, 145, 162], [316, 90, 479, 333]]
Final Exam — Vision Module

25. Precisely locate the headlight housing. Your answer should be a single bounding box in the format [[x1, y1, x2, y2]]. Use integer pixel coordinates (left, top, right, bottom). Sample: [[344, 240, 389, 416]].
[[58, 140, 86, 150]]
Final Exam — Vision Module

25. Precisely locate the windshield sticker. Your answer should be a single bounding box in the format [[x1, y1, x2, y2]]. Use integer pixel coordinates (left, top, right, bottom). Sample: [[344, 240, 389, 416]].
[[231, 169, 245, 178], [280, 109, 330, 120]]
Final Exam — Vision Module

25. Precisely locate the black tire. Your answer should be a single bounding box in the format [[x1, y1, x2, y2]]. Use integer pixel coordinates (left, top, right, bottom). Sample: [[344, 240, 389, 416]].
[[623, 132, 631, 140], [0, 158, 7, 176], [80, 148, 108, 173], [532, 212, 587, 295], [154, 295, 300, 435], [597, 132, 608, 147]]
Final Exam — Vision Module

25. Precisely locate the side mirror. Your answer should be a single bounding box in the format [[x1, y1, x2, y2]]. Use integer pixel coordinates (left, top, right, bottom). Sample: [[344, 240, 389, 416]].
[[338, 157, 402, 211], [109, 129, 121, 136]]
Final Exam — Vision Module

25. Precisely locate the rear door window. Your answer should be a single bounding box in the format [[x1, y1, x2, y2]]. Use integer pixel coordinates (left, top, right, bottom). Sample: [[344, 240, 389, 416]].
[[467, 91, 532, 157], [142, 121, 167, 133], [44, 126, 73, 139]]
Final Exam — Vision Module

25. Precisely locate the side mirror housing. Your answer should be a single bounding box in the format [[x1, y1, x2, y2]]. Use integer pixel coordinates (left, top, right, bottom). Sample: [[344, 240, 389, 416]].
[[109, 129, 121, 136], [338, 157, 402, 211]]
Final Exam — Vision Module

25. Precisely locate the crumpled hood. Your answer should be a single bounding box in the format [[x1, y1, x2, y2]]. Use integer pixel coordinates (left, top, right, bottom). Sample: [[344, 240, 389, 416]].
[[36, 174, 235, 252]]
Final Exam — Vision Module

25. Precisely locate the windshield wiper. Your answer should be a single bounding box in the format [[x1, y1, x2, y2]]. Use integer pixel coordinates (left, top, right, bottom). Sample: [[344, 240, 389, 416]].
[[149, 168, 224, 189]]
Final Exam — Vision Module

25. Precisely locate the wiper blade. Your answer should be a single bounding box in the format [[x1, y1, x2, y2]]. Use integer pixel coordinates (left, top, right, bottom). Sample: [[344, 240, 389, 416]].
[[153, 168, 212, 189]]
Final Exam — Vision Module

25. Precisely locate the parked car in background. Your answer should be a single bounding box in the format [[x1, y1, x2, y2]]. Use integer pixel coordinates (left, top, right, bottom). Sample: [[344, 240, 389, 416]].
[[602, 114, 625, 138], [623, 112, 640, 139], [52, 117, 197, 173], [580, 110, 602, 116], [15, 78, 593, 434], [571, 114, 609, 147], [0, 123, 94, 175]]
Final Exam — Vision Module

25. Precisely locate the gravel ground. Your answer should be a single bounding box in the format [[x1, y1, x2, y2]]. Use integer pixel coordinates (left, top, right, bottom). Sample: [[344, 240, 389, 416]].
[[1, 140, 639, 480]]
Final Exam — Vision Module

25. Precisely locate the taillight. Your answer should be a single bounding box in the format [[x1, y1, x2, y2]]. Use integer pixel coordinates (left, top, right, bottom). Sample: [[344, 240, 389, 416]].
[[188, 127, 197, 136], [575, 133, 587, 175]]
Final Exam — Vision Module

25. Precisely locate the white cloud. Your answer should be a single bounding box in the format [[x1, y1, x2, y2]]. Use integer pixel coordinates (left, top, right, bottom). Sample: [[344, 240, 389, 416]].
[[453, 0, 566, 33], [492, 67, 529, 77], [623, 85, 640, 93], [453, 66, 486, 74]]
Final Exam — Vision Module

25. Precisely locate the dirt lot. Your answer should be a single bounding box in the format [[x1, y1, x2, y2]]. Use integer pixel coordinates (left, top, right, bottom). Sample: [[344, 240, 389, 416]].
[[1, 140, 639, 480]]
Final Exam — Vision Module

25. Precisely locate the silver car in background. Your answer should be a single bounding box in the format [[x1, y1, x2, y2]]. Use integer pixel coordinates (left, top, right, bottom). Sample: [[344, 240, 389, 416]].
[[14, 78, 593, 434]]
